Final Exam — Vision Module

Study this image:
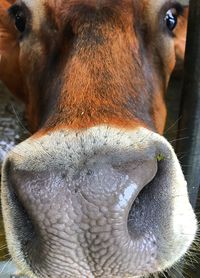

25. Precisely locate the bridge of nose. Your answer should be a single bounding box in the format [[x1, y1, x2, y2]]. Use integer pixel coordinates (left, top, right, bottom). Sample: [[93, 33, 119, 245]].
[[34, 0, 155, 132]]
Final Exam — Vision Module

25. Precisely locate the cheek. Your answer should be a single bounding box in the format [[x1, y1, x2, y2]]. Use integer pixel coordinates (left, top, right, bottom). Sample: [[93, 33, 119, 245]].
[[155, 35, 176, 85], [19, 42, 45, 131], [153, 93, 167, 134], [19, 39, 44, 78], [163, 40, 176, 83]]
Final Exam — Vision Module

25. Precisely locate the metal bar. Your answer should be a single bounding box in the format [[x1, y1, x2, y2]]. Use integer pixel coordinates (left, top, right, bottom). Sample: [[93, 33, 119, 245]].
[[174, 1, 200, 277], [176, 0, 200, 209]]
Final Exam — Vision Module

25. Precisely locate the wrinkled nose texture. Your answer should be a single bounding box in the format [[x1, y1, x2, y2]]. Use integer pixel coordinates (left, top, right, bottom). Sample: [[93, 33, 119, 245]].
[[9, 157, 157, 234], [7, 157, 158, 272], [1, 126, 197, 278]]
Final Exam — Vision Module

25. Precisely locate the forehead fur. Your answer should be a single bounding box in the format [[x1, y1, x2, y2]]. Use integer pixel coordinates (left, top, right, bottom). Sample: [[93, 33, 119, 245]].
[[22, 0, 171, 14], [45, 0, 138, 26], [22, 0, 173, 33]]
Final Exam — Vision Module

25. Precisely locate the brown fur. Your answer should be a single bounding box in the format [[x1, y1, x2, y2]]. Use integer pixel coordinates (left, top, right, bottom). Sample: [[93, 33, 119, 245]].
[[0, 0, 27, 100], [0, 0, 189, 135]]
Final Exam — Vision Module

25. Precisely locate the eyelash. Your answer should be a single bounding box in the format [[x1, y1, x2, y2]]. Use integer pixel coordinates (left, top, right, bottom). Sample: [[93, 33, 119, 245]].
[[164, 1, 184, 17]]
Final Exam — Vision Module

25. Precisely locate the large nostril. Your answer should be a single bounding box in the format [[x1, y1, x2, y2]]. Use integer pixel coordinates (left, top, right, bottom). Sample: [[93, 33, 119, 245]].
[[113, 159, 158, 195], [5, 156, 158, 229], [127, 159, 169, 240], [2, 154, 161, 276]]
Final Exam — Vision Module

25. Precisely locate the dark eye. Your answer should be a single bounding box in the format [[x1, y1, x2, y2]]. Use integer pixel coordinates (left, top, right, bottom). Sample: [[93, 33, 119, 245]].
[[9, 5, 27, 33], [165, 8, 178, 31], [15, 11, 26, 32]]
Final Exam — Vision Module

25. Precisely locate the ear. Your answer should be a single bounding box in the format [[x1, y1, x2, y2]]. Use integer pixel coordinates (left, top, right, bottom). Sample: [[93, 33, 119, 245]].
[[173, 6, 189, 75], [0, 0, 26, 101]]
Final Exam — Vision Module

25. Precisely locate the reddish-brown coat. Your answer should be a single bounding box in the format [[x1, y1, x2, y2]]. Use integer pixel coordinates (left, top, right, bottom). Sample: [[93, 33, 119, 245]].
[[0, 0, 189, 136]]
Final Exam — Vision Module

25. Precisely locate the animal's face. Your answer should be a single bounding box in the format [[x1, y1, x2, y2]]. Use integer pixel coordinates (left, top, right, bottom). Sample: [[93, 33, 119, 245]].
[[0, 0, 197, 277], [7, 0, 181, 132]]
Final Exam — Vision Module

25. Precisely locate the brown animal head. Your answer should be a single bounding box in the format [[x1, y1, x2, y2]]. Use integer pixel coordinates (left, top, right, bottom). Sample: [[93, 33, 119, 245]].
[[0, 1, 197, 277]]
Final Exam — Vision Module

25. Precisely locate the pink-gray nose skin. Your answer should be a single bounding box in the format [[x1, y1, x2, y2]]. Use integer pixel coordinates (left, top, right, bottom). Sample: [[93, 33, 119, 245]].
[[8, 158, 157, 238], [1, 127, 197, 278], [5, 156, 158, 274]]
